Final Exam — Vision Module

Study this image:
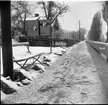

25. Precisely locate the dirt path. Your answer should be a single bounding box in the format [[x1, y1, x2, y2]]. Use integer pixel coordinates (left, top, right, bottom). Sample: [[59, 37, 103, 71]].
[[2, 41, 108, 104]]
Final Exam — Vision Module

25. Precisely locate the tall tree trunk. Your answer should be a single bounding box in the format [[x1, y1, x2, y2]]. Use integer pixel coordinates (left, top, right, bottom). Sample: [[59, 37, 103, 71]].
[[42, 1, 48, 19], [23, 12, 26, 35], [0, 1, 13, 79]]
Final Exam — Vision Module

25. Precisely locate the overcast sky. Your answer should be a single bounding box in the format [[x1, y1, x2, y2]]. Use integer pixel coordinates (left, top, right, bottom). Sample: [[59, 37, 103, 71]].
[[28, 1, 104, 32], [58, 1, 103, 32]]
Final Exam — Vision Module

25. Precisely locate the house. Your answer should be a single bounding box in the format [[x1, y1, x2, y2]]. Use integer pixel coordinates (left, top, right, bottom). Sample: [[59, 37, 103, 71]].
[[25, 17, 51, 37]]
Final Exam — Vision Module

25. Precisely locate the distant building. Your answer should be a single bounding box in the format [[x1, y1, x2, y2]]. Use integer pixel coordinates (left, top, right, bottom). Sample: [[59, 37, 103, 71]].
[[25, 17, 52, 37]]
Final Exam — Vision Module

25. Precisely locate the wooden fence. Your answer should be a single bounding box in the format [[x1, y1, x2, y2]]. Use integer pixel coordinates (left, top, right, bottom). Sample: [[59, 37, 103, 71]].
[[20, 36, 76, 47]]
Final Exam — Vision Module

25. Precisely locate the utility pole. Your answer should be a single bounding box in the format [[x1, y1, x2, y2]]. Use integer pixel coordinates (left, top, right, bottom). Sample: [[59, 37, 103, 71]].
[[79, 20, 80, 42], [0, 1, 13, 79]]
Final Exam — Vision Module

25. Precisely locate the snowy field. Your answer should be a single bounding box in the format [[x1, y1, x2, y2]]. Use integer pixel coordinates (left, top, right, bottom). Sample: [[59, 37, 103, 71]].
[[1, 45, 69, 75], [1, 41, 108, 104]]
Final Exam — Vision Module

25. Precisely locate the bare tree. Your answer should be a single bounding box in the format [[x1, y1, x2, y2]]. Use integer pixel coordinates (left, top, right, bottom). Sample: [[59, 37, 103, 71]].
[[89, 11, 102, 41], [11, 1, 32, 35], [37, 1, 69, 28], [102, 1, 108, 42], [102, 1, 108, 24]]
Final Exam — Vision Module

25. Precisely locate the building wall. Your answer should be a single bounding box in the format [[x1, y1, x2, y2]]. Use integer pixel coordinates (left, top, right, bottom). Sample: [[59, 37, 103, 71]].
[[26, 20, 39, 37], [40, 20, 50, 36], [26, 19, 51, 37]]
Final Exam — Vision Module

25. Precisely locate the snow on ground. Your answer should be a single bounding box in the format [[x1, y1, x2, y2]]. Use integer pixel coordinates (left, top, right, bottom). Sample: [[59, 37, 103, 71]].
[[1, 41, 108, 104], [1, 45, 68, 75], [13, 46, 67, 69], [13, 46, 66, 59]]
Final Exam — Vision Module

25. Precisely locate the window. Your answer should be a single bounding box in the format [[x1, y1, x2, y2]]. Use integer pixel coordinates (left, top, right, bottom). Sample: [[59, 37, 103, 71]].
[[33, 25, 37, 31]]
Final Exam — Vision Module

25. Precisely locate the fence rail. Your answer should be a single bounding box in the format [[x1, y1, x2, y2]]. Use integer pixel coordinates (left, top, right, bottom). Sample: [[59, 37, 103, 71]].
[[20, 36, 76, 47]]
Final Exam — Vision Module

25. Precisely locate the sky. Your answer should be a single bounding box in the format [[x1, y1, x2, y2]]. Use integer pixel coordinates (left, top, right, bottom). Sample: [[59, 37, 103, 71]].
[[58, 1, 103, 32], [28, 0, 104, 32]]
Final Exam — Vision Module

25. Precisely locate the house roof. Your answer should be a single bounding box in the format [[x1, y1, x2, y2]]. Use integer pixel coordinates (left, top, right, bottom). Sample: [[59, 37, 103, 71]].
[[26, 17, 39, 21], [26, 16, 47, 21]]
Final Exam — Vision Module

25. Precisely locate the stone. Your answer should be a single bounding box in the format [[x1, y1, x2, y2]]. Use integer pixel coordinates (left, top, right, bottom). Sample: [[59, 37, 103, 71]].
[[13, 69, 26, 81], [43, 56, 51, 62], [54, 52, 63, 56], [32, 64, 45, 72], [21, 78, 31, 85], [16, 82, 23, 87], [19, 69, 33, 80], [43, 62, 51, 66], [1, 76, 19, 94], [61, 50, 66, 54]]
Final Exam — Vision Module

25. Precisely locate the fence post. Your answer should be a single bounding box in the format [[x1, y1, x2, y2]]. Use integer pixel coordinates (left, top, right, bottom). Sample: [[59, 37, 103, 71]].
[[67, 39, 68, 47], [54, 38, 55, 47], [50, 21, 52, 53]]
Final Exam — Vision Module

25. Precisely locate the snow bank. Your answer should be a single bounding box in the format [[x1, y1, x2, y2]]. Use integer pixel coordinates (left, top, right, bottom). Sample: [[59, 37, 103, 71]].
[[1, 46, 68, 75]]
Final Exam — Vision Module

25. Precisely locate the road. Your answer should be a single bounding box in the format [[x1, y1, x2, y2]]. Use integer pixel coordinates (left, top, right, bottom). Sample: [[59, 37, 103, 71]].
[[1, 41, 108, 104]]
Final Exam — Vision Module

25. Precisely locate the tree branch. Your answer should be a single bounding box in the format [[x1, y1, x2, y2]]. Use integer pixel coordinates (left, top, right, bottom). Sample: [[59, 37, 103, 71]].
[[51, 5, 69, 25], [42, 1, 48, 19], [51, 12, 60, 25]]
